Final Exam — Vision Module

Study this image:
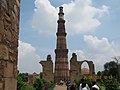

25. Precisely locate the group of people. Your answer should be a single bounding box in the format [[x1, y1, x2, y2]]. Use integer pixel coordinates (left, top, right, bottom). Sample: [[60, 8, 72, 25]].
[[79, 79, 100, 90], [59, 78, 100, 90], [59, 80, 76, 90], [66, 80, 76, 90]]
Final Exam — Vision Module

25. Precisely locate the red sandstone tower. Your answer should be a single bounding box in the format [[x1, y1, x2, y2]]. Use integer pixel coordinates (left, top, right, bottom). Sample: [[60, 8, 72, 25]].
[[54, 7, 70, 83]]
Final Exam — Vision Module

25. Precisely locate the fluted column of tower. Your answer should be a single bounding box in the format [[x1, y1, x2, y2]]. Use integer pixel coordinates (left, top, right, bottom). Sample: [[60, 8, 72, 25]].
[[54, 7, 70, 83]]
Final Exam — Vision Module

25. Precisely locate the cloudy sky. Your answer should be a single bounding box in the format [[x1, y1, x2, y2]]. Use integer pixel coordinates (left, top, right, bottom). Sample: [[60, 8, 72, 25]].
[[19, 0, 120, 74]]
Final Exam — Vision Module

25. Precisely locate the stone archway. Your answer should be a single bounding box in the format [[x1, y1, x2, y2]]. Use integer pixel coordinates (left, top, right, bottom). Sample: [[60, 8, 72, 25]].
[[79, 60, 95, 75], [80, 60, 90, 74], [70, 53, 95, 81]]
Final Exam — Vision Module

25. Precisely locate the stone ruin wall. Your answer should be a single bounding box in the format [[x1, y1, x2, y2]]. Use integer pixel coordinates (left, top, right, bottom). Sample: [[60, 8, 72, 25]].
[[40, 55, 54, 81], [70, 53, 95, 82], [40, 53, 95, 82], [70, 53, 80, 81], [0, 0, 20, 90]]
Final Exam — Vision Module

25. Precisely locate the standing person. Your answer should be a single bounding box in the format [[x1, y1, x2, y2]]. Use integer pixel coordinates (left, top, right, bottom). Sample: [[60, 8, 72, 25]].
[[79, 78, 90, 90], [91, 81, 100, 90], [67, 81, 72, 90], [81, 83, 88, 90], [70, 83, 76, 90], [60, 80, 64, 85]]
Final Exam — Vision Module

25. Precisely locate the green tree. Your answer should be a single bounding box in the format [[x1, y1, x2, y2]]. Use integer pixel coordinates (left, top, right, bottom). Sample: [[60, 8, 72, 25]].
[[17, 73, 26, 90], [102, 78, 119, 90], [74, 79, 81, 90], [97, 61, 120, 90], [19, 73, 28, 82], [33, 79, 44, 90], [97, 71, 102, 76], [103, 61, 117, 78], [33, 79, 54, 90], [17, 72, 36, 90]]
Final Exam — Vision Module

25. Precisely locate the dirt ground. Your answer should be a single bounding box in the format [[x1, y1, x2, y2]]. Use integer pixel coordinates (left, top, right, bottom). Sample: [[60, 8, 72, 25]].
[[54, 85, 67, 90]]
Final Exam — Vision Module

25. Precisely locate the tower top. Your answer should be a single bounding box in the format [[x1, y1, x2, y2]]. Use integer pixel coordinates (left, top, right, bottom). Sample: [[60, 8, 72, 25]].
[[58, 6, 64, 20], [59, 6, 63, 13]]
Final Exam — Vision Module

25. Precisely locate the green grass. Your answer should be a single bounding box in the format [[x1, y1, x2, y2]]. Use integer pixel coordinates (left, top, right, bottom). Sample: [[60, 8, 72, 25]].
[[100, 86, 106, 90]]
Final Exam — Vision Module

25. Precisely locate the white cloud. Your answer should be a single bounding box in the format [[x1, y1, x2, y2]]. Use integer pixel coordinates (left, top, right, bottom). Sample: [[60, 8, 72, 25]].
[[32, 0, 109, 34], [74, 50, 85, 59], [70, 35, 120, 72], [84, 35, 115, 54], [32, 0, 57, 34], [97, 5, 110, 18], [18, 41, 42, 74]]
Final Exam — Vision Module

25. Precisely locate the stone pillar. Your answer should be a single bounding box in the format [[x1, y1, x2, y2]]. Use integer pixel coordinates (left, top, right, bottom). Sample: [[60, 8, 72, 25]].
[[40, 55, 54, 81], [0, 0, 20, 90], [89, 61, 95, 75], [70, 53, 80, 82]]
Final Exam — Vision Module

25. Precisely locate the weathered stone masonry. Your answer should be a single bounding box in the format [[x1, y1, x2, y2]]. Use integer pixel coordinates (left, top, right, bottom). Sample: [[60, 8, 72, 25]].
[[0, 0, 20, 90], [40, 55, 54, 81], [54, 7, 70, 83]]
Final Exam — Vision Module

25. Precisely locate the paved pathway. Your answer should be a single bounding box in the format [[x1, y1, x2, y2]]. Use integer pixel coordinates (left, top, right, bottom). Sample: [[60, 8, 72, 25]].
[[54, 85, 67, 90]]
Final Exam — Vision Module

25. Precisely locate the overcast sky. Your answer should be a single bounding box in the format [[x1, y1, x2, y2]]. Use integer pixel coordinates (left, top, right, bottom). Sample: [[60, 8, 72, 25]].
[[18, 0, 120, 74]]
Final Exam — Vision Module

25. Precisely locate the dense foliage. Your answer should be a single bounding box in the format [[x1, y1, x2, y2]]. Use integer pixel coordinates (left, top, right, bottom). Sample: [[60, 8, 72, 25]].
[[33, 79, 54, 90], [17, 73, 26, 90], [103, 61, 117, 78], [17, 72, 35, 90], [96, 61, 120, 90], [17, 72, 54, 90]]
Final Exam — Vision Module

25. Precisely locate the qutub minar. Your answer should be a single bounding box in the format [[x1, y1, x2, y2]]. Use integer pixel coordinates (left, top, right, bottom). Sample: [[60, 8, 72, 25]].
[[54, 7, 70, 83], [40, 7, 95, 84]]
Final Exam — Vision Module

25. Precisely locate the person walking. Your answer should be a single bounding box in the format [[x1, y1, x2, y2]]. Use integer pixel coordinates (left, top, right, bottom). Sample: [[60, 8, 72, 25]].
[[91, 81, 100, 90], [79, 79, 90, 90]]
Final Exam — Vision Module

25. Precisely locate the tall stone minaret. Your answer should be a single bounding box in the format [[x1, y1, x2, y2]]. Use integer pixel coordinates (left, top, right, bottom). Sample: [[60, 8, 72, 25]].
[[54, 7, 70, 83]]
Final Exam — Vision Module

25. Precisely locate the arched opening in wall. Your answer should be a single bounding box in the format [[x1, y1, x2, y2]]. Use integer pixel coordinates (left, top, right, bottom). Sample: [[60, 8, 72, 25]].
[[81, 61, 90, 75]]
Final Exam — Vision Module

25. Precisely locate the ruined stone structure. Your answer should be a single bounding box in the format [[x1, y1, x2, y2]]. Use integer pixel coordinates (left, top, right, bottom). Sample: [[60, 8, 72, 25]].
[[0, 0, 20, 90], [54, 7, 70, 83], [70, 53, 95, 81], [40, 55, 54, 81], [40, 7, 95, 84], [27, 72, 40, 86]]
